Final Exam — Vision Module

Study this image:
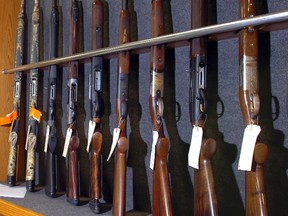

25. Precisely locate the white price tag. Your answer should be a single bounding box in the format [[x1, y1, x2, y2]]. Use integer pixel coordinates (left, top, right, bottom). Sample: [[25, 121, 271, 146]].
[[62, 128, 73, 157], [107, 128, 121, 161], [44, 125, 50, 152], [150, 131, 159, 170], [86, 120, 96, 152], [188, 126, 203, 169], [238, 124, 261, 171]]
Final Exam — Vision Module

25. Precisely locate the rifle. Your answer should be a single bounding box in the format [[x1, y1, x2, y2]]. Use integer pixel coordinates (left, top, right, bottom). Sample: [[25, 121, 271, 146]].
[[189, 0, 218, 215], [44, 0, 59, 198], [62, 0, 80, 205], [25, 0, 41, 192], [149, 0, 172, 215], [0, 0, 26, 186], [106, 0, 130, 215], [87, 0, 104, 213], [239, 0, 269, 215]]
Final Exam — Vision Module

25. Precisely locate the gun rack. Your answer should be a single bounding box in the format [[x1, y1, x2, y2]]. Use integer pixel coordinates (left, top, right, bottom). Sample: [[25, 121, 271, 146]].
[[2, 9, 288, 74]]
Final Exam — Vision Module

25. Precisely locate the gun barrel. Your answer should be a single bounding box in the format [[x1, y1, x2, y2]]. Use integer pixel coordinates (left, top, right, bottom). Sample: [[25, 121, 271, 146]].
[[52, 0, 57, 8], [122, 0, 128, 11]]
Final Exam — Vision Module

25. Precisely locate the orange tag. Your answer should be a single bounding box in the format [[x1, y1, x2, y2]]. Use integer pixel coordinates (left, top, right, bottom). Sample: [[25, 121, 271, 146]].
[[29, 108, 42, 122], [0, 111, 18, 126], [0, 116, 12, 125]]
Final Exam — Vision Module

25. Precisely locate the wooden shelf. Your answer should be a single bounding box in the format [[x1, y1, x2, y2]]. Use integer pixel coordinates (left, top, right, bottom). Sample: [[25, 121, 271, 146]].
[[0, 199, 43, 216]]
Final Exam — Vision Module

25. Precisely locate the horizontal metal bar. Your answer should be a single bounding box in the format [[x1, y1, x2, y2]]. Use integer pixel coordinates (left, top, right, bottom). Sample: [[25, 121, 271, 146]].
[[3, 9, 288, 74]]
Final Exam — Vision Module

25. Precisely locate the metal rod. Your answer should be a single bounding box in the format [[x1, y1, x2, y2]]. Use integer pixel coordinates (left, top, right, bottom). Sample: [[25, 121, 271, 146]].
[[122, 0, 128, 10], [3, 9, 288, 74]]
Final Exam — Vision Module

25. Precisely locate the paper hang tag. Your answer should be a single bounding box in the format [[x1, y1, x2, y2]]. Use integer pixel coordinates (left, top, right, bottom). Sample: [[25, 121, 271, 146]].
[[0, 111, 18, 126], [188, 126, 203, 169], [0, 116, 12, 126], [86, 120, 96, 152], [238, 124, 261, 171], [29, 108, 42, 122], [107, 128, 121, 161], [150, 131, 159, 170], [62, 128, 73, 157], [44, 125, 50, 153]]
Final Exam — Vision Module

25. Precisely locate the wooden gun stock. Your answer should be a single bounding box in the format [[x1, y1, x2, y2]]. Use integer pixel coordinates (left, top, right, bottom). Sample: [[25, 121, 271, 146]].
[[89, 131, 103, 213], [245, 143, 269, 216], [67, 135, 80, 204], [194, 138, 218, 216], [112, 137, 129, 216], [152, 137, 172, 216], [239, 0, 268, 215]]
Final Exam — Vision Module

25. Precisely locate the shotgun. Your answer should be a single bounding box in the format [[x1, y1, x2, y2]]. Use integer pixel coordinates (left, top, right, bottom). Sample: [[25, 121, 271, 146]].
[[149, 0, 172, 215], [239, 0, 269, 215], [106, 0, 130, 215], [189, 0, 218, 215], [0, 0, 26, 186], [87, 0, 104, 213], [62, 0, 80, 205], [25, 0, 41, 192], [44, 0, 59, 198]]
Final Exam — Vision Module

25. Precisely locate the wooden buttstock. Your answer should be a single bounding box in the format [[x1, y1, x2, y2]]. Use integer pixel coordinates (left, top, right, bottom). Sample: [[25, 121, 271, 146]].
[[67, 135, 80, 205], [90, 131, 103, 200], [112, 136, 129, 216], [152, 137, 172, 216], [245, 142, 269, 216], [194, 138, 218, 216]]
